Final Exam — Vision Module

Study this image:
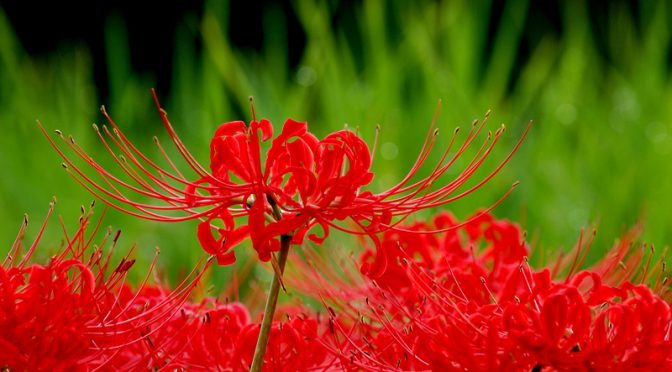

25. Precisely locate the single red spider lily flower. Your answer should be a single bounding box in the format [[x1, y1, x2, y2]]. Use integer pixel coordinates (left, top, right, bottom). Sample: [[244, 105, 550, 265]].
[[0, 201, 212, 370], [40, 92, 530, 272], [287, 212, 672, 370]]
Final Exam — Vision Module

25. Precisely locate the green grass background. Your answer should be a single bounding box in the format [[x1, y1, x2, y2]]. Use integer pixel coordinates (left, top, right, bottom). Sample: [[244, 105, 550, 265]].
[[2, 0, 672, 288]]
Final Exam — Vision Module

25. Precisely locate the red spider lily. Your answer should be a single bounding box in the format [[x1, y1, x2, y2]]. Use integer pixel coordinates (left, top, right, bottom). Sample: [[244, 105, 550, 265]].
[[1, 202, 369, 370], [106, 294, 341, 370], [288, 212, 672, 371], [40, 92, 529, 272], [6, 202, 670, 369], [0, 202, 212, 370]]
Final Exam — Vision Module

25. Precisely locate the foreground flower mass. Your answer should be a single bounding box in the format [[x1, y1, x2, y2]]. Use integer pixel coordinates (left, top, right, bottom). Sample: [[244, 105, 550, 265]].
[[3, 206, 671, 370], [306, 212, 672, 370]]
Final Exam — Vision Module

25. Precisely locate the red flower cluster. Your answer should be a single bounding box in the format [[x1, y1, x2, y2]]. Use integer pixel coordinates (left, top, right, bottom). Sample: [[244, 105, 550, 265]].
[[0, 204, 206, 370], [41, 93, 528, 273], [3, 203, 672, 370], [107, 294, 333, 370], [2, 204, 391, 371], [291, 212, 672, 370], [0, 204, 357, 370]]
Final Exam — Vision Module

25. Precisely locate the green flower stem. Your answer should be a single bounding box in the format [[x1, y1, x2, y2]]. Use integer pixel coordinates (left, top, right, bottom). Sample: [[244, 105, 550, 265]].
[[250, 234, 291, 372]]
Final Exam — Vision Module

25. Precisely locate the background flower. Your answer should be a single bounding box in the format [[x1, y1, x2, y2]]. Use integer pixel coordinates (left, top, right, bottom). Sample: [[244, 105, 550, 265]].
[[288, 211, 672, 371]]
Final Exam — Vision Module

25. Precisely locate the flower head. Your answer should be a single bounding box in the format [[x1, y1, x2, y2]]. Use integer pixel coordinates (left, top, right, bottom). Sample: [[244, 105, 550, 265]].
[[0, 202, 211, 370], [288, 211, 672, 370], [41, 92, 529, 272], [198, 115, 375, 262], [1, 202, 360, 370]]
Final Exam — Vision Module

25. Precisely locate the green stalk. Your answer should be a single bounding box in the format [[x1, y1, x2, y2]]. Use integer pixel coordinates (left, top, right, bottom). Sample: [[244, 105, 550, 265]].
[[249, 234, 291, 372]]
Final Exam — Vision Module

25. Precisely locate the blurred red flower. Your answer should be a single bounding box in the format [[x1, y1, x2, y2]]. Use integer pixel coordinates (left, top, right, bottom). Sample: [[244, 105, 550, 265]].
[[4, 205, 671, 370], [0, 203, 211, 370], [290, 211, 672, 370]]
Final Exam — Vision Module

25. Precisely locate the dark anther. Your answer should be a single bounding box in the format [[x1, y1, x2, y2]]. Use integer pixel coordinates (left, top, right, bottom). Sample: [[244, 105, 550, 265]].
[[266, 193, 276, 206]]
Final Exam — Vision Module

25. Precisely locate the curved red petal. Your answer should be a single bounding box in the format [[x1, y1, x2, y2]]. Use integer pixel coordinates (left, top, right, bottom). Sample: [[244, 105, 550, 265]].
[[213, 120, 247, 137], [197, 220, 221, 256]]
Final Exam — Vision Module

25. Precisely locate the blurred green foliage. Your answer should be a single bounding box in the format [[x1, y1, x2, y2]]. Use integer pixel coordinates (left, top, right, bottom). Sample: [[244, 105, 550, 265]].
[[2, 0, 672, 287]]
